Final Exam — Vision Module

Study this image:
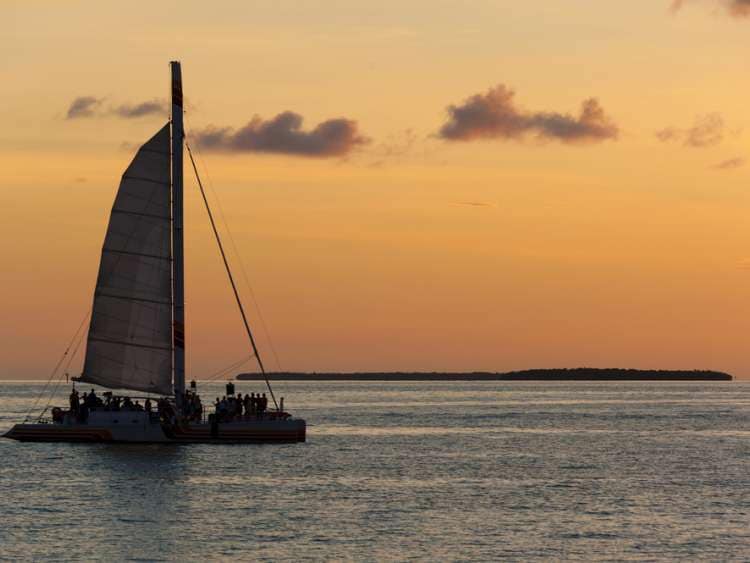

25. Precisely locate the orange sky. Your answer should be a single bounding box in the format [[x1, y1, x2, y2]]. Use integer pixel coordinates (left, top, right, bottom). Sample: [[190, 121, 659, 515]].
[[2, 1, 749, 379]]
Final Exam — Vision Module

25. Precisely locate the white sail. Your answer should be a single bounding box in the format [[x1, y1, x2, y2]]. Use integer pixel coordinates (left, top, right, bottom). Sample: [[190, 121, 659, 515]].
[[80, 124, 174, 395]]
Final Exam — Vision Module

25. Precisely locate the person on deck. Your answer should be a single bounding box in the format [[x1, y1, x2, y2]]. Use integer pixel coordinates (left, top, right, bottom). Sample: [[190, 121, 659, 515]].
[[145, 398, 152, 413], [194, 395, 203, 422], [79, 398, 89, 423], [236, 393, 244, 418], [243, 393, 251, 419], [69, 389, 79, 414]]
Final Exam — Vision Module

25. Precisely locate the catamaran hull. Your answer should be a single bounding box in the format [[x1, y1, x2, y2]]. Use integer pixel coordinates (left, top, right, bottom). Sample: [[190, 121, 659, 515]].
[[3, 420, 306, 444]]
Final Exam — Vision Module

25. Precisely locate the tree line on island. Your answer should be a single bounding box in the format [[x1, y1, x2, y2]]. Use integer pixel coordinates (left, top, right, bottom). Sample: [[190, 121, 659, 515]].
[[236, 368, 732, 381]]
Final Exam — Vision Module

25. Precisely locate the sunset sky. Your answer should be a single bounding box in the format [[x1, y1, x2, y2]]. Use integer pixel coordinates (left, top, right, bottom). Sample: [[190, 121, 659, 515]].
[[2, 1, 749, 380]]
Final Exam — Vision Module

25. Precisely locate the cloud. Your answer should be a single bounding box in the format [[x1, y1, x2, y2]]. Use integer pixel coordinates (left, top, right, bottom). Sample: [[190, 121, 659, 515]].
[[65, 97, 167, 119], [193, 111, 369, 157], [438, 84, 618, 144], [656, 113, 726, 148], [454, 201, 494, 208], [111, 99, 168, 118], [729, 0, 750, 15], [655, 127, 681, 142], [671, 0, 750, 18], [713, 157, 746, 170], [378, 129, 418, 158], [66, 96, 103, 119]]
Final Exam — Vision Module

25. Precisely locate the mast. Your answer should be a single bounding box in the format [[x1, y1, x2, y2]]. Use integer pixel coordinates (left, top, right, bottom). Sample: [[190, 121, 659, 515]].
[[171, 61, 186, 406]]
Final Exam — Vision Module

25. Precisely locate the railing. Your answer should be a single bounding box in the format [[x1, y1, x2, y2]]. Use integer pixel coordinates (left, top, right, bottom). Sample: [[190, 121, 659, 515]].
[[41, 404, 292, 426]]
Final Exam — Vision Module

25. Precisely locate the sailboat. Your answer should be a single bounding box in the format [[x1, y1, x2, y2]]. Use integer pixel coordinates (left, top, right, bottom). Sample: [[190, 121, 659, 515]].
[[4, 62, 306, 443]]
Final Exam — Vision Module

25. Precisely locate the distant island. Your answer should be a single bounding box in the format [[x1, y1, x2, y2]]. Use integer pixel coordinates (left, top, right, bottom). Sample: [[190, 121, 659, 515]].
[[237, 368, 732, 381]]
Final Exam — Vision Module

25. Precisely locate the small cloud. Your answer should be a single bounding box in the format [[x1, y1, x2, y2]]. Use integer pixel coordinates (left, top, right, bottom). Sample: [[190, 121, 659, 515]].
[[193, 111, 369, 158], [671, 0, 750, 18], [655, 127, 681, 142], [713, 157, 746, 170], [656, 113, 726, 148], [66, 96, 102, 119], [378, 129, 418, 158], [685, 114, 725, 147], [454, 201, 494, 208], [120, 141, 139, 152], [74, 177, 87, 183], [65, 97, 167, 120], [111, 99, 168, 118], [729, 0, 750, 16], [363, 129, 422, 167], [438, 84, 618, 145], [738, 258, 750, 269]]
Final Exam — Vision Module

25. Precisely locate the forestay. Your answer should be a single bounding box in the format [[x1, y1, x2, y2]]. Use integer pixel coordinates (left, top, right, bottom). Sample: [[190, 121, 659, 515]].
[[80, 124, 174, 395]]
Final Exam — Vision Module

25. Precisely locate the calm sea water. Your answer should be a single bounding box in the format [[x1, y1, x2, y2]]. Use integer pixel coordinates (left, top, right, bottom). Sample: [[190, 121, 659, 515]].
[[1, 381, 750, 561]]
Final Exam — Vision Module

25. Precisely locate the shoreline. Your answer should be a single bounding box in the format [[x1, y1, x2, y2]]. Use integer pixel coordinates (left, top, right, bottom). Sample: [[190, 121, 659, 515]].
[[237, 368, 733, 382]]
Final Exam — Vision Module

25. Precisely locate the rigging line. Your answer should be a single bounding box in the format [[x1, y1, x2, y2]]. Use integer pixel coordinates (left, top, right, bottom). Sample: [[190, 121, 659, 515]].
[[24, 309, 91, 422], [204, 355, 254, 382], [39, 327, 87, 422], [183, 122, 284, 373], [186, 141, 279, 411], [63, 323, 87, 375]]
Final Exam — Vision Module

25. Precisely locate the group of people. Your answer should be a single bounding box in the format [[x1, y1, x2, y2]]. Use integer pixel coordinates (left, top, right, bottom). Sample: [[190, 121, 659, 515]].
[[214, 392, 269, 422], [180, 390, 203, 422], [64, 385, 277, 425], [67, 388, 155, 422]]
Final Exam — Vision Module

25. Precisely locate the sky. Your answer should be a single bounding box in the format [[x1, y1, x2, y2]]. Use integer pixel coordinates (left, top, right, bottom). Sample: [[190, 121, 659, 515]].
[[1, 0, 749, 380]]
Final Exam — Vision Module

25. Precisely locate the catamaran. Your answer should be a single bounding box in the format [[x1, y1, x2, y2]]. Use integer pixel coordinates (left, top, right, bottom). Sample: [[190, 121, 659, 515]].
[[4, 62, 306, 443]]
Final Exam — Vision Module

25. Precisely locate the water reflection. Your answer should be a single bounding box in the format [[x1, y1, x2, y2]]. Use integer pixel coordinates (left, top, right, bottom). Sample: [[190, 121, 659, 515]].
[[2, 382, 750, 560]]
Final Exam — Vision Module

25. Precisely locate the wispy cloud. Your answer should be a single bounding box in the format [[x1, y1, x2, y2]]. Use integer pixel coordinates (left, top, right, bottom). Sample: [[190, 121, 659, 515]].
[[377, 129, 419, 159], [66, 96, 103, 119], [728, 0, 750, 16], [438, 84, 618, 145], [713, 157, 746, 170], [656, 113, 726, 148], [454, 201, 494, 208], [671, 0, 750, 18], [193, 111, 369, 158], [111, 99, 168, 118], [65, 97, 167, 119]]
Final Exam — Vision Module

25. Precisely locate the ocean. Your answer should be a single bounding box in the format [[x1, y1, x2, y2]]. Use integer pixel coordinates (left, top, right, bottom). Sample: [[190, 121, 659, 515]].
[[1, 381, 749, 561]]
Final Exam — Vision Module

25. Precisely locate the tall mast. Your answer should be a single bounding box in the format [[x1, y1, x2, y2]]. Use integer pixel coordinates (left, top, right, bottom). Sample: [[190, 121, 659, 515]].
[[171, 61, 186, 405]]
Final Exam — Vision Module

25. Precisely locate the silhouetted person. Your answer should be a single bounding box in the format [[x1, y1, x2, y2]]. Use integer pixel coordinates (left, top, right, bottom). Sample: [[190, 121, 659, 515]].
[[69, 389, 79, 414], [243, 393, 251, 419]]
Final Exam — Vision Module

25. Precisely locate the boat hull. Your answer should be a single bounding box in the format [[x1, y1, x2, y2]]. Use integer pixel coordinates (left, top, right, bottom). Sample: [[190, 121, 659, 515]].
[[3, 418, 306, 444]]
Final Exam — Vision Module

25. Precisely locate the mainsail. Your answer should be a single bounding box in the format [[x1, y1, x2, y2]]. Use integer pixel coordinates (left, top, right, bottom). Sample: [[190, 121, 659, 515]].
[[80, 124, 174, 395]]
